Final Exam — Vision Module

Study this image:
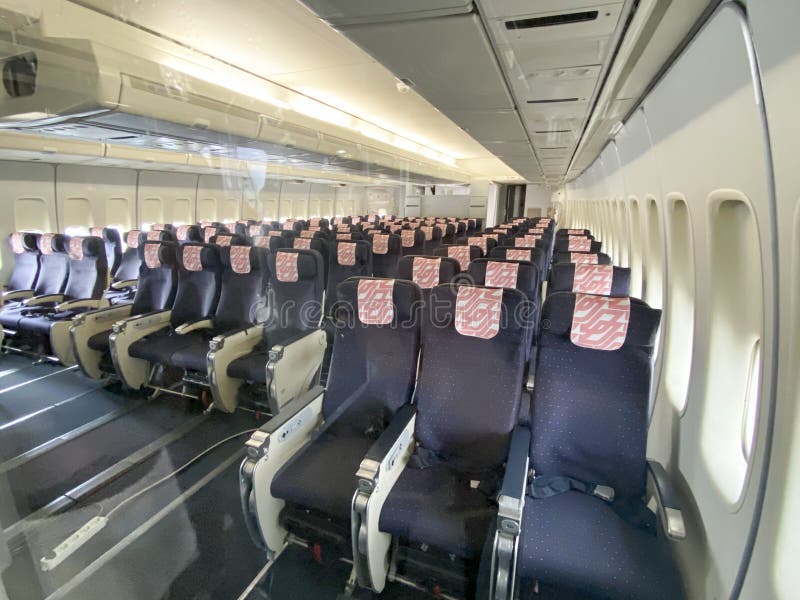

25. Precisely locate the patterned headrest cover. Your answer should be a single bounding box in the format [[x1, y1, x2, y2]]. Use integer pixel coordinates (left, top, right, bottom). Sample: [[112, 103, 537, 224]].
[[283, 221, 295, 231], [400, 230, 416, 248], [372, 234, 389, 255], [435, 224, 448, 236], [299, 230, 315, 238], [252, 236, 269, 248], [337, 233, 352, 240], [568, 229, 585, 234], [484, 233, 499, 241], [38, 233, 56, 255], [216, 234, 233, 247], [309, 218, 320, 227], [293, 238, 312, 249], [249, 224, 263, 237], [358, 278, 394, 325], [268, 231, 283, 237], [10, 232, 25, 254], [572, 252, 599, 264], [447, 245, 471, 270], [467, 236, 486, 254], [229, 245, 252, 274], [506, 249, 531, 261], [412, 257, 441, 289], [152, 224, 165, 231], [514, 237, 534, 248], [275, 251, 298, 282], [146, 230, 162, 241], [337, 242, 357, 266], [68, 237, 84, 260], [531, 227, 545, 234], [572, 264, 614, 295], [176, 225, 190, 241], [408, 222, 419, 230], [570, 294, 630, 351], [144, 243, 162, 268], [455, 286, 503, 340], [182, 245, 203, 271], [203, 228, 216, 243], [485, 261, 519, 289], [125, 230, 141, 248], [421, 226, 433, 241], [568, 236, 592, 252], [351, 216, 361, 225]]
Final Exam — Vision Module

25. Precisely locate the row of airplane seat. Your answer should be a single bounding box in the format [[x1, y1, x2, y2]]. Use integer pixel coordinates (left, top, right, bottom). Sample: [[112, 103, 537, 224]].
[[0, 215, 684, 597]]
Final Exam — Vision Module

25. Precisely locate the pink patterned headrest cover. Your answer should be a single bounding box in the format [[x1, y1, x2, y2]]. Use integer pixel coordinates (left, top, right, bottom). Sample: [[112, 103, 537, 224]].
[[412, 257, 441, 289], [467, 237, 486, 254], [506, 249, 531, 261], [568, 236, 591, 252], [68, 237, 84, 260], [182, 245, 203, 271], [455, 286, 502, 340], [572, 264, 613, 295], [275, 251, 298, 282], [401, 230, 415, 248], [485, 261, 519, 289], [337, 242, 356, 266], [293, 238, 312, 249], [447, 246, 471, 270], [372, 234, 389, 255], [571, 253, 598, 264], [230, 245, 252, 274], [144, 243, 161, 268], [358, 279, 394, 325], [570, 294, 630, 351]]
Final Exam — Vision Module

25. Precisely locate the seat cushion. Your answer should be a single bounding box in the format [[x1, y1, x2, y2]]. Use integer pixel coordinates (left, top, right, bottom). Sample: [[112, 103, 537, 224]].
[[0, 306, 26, 330], [379, 463, 497, 559], [88, 330, 111, 352], [271, 431, 372, 521], [15, 315, 54, 335], [227, 350, 268, 382], [517, 491, 684, 600], [128, 330, 195, 363], [168, 333, 213, 372]]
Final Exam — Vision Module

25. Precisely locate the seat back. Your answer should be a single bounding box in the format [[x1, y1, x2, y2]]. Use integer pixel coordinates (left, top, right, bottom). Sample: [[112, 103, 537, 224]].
[[466, 258, 539, 307], [548, 264, 631, 297], [116, 230, 144, 282], [553, 251, 612, 265], [531, 292, 661, 502], [490, 245, 547, 275], [460, 235, 496, 258], [33, 234, 69, 295], [420, 225, 442, 254], [413, 284, 533, 475], [265, 248, 324, 343], [367, 232, 402, 278], [324, 278, 422, 431], [214, 246, 269, 332], [63, 236, 108, 300], [171, 243, 224, 328], [554, 237, 601, 254], [175, 224, 204, 245], [90, 227, 122, 277], [399, 229, 426, 256], [326, 240, 373, 313], [246, 223, 270, 242], [131, 241, 179, 315], [6, 232, 40, 291], [290, 235, 331, 285], [202, 225, 229, 244], [435, 244, 481, 272]]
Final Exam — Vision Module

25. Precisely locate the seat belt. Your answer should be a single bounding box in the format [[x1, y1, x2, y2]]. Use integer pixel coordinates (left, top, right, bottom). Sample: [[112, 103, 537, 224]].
[[529, 475, 615, 502]]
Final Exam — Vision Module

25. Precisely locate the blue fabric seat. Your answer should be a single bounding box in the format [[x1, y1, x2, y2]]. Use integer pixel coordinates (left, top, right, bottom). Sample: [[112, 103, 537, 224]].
[[325, 240, 372, 315], [271, 278, 422, 524], [517, 491, 684, 600], [4, 232, 40, 296]]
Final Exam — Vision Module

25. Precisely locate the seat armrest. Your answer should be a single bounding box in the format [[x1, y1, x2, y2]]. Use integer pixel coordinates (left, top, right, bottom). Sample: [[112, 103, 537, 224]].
[[112, 309, 171, 334], [3, 289, 34, 301], [175, 318, 214, 335], [647, 460, 686, 540], [499, 425, 531, 508], [209, 323, 264, 351], [23, 293, 65, 307], [361, 404, 416, 468], [110, 279, 137, 290], [263, 327, 318, 358], [244, 384, 325, 458], [56, 298, 106, 312]]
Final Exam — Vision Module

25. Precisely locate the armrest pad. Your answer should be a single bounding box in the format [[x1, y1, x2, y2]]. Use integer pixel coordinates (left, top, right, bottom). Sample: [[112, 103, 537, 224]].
[[265, 327, 319, 354], [255, 384, 325, 437], [23, 293, 65, 307], [500, 425, 531, 502], [111, 279, 138, 290], [175, 318, 214, 335], [112, 309, 171, 333], [209, 323, 265, 351], [647, 460, 686, 540], [3, 289, 34, 301], [56, 298, 102, 312], [363, 404, 415, 464]]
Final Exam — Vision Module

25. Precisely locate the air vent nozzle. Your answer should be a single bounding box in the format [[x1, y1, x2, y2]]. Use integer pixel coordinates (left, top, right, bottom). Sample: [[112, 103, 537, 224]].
[[505, 11, 598, 30]]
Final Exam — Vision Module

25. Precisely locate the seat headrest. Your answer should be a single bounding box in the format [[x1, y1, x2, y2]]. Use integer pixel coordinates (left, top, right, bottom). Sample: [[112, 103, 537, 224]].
[[89, 227, 122, 245], [68, 236, 104, 260], [336, 277, 421, 326], [212, 233, 248, 247], [469, 258, 536, 291], [428, 284, 532, 342], [139, 230, 176, 245], [9, 232, 39, 253], [222, 245, 267, 274], [176, 224, 203, 243], [550, 263, 631, 297], [178, 243, 221, 272], [437, 244, 479, 271], [140, 240, 179, 269], [38, 233, 67, 255], [398, 255, 460, 289], [541, 292, 660, 350], [268, 248, 322, 283], [125, 230, 143, 248], [335, 240, 370, 266]]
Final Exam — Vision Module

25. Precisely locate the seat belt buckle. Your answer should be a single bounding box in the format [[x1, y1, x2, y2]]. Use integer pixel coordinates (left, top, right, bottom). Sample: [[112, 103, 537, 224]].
[[592, 485, 615, 502]]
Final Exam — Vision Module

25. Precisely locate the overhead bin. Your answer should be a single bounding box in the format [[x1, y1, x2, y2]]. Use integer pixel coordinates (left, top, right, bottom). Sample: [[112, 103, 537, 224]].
[[300, 0, 473, 26]]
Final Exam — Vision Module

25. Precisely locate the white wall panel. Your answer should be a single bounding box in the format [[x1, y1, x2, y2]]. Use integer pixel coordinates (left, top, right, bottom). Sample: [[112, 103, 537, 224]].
[[56, 165, 137, 233], [138, 171, 198, 226]]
